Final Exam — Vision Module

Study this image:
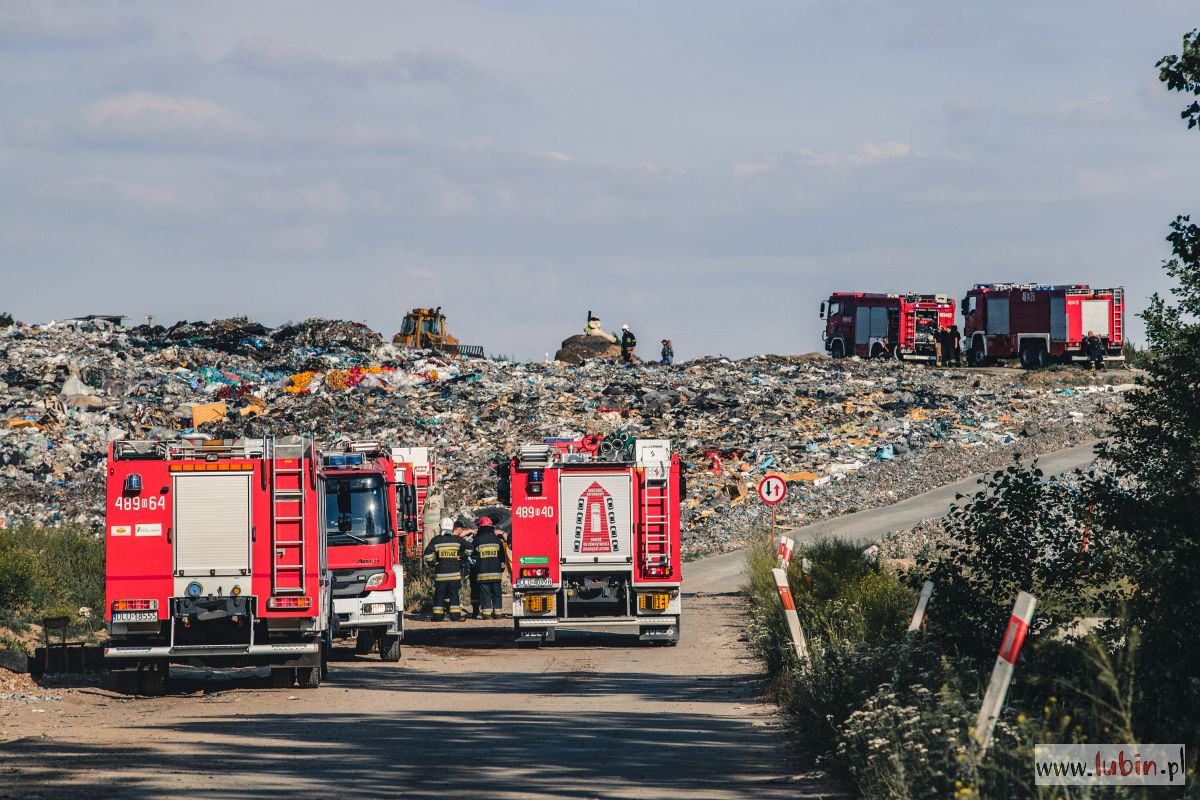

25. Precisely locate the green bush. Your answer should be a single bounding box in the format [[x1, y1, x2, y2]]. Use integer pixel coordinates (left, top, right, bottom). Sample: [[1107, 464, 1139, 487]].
[[0, 523, 104, 636], [923, 462, 1128, 668]]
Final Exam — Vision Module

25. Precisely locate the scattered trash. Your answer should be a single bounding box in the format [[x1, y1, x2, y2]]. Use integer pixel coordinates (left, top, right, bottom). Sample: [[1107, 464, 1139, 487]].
[[0, 317, 1126, 558]]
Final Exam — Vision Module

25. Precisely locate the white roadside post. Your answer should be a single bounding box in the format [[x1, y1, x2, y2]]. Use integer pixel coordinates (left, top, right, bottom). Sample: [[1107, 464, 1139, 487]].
[[784, 537, 795, 567], [777, 536, 788, 567], [907, 580, 934, 632], [973, 591, 1038, 752], [800, 556, 813, 590], [771, 567, 809, 662]]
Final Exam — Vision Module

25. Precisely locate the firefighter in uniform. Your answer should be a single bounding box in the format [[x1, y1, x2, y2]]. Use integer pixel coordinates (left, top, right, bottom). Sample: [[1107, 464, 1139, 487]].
[[424, 518, 472, 621], [472, 516, 510, 619]]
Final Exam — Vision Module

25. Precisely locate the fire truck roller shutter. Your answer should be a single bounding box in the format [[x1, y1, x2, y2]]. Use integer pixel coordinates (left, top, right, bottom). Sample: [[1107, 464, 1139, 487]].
[[1050, 298, 1067, 342], [987, 297, 1010, 335], [1080, 299, 1111, 337], [173, 473, 252, 595], [558, 473, 633, 565]]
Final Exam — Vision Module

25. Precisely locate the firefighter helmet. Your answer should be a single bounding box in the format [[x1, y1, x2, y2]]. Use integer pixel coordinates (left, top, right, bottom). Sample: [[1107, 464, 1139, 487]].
[[477, 516, 493, 526], [439, 517, 454, 532]]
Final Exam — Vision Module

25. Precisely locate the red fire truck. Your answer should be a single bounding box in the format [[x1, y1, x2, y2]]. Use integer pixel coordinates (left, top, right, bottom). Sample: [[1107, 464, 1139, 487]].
[[820, 292, 956, 362], [391, 446, 436, 558], [504, 435, 682, 646], [961, 283, 1126, 368], [321, 441, 405, 661], [105, 435, 332, 692]]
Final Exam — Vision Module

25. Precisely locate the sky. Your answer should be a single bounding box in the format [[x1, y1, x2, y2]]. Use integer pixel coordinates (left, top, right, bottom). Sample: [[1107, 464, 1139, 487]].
[[1, 0, 1197, 361]]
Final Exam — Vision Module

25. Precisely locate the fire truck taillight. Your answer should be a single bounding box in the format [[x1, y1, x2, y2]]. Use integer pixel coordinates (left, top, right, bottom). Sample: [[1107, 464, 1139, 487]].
[[519, 567, 550, 578], [639, 593, 670, 612], [524, 594, 554, 613], [526, 470, 544, 497], [267, 596, 312, 610], [112, 599, 158, 612]]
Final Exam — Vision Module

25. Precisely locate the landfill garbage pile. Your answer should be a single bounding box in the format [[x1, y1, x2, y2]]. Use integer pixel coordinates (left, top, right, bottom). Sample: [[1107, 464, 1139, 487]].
[[0, 317, 1129, 558]]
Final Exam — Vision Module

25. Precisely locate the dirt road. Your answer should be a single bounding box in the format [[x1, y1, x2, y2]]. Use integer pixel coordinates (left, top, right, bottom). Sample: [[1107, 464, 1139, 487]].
[[1, 592, 845, 799]]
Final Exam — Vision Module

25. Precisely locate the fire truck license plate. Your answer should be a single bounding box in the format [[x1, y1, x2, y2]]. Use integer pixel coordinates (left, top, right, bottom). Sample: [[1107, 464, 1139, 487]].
[[517, 578, 554, 588], [112, 611, 157, 622]]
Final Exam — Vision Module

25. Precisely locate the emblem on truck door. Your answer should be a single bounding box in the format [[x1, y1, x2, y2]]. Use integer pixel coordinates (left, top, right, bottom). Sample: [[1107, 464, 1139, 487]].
[[573, 482, 620, 554]]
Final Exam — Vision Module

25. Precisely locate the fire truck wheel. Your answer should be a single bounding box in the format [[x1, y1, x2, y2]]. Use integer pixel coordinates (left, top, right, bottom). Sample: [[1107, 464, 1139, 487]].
[[968, 341, 987, 367], [270, 668, 295, 689], [355, 629, 375, 655], [831, 339, 846, 359], [1020, 343, 1046, 370], [378, 633, 401, 662], [297, 665, 322, 689]]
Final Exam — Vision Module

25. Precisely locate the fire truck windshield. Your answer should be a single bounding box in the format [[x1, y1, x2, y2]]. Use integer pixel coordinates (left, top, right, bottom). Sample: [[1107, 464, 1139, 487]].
[[325, 476, 391, 547]]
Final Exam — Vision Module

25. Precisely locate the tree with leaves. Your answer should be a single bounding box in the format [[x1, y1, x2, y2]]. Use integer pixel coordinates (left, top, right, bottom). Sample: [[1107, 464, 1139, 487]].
[[1089, 30, 1200, 749]]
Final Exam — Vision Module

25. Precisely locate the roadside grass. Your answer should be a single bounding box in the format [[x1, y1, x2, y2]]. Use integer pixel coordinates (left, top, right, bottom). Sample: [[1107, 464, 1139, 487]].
[[745, 529, 1157, 799]]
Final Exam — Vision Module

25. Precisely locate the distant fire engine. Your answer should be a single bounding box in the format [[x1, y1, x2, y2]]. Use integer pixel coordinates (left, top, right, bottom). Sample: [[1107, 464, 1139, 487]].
[[504, 435, 682, 646], [962, 283, 1126, 368], [390, 446, 436, 557], [820, 292, 956, 362], [105, 435, 332, 692]]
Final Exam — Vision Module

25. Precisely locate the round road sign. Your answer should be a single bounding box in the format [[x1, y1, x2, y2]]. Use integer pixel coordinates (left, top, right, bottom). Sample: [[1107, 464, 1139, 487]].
[[758, 475, 787, 505]]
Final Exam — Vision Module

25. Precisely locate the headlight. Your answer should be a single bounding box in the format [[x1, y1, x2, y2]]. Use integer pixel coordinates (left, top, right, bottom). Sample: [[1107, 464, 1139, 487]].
[[364, 572, 387, 589], [186, 581, 203, 598], [362, 602, 395, 615]]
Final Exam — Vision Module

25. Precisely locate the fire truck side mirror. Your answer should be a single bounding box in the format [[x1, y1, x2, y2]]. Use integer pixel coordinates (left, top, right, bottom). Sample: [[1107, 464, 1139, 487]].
[[819, 302, 826, 319]]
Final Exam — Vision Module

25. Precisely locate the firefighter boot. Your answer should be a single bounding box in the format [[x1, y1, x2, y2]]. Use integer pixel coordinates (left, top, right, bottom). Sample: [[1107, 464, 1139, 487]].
[[431, 606, 445, 622], [449, 605, 464, 622]]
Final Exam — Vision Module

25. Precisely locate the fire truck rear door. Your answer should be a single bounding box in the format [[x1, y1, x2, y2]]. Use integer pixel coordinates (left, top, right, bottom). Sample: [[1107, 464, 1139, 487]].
[[173, 473, 252, 593], [1080, 299, 1111, 336], [558, 473, 632, 565]]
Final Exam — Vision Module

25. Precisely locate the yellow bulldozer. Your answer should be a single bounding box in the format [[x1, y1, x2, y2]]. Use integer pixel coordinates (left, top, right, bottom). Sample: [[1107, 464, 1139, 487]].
[[393, 307, 484, 358]]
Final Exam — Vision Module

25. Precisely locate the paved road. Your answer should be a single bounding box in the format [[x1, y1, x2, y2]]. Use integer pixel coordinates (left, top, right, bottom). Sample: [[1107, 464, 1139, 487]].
[[685, 440, 1100, 596]]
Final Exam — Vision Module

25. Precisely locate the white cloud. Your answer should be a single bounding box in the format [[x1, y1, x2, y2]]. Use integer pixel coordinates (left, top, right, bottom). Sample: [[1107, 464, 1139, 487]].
[[14, 92, 263, 150], [797, 141, 912, 168]]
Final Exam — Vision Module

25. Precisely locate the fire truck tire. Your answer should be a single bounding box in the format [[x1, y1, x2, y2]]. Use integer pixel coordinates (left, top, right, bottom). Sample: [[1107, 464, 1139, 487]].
[[378, 633, 401, 662], [1019, 343, 1045, 370], [968, 341, 987, 367], [870, 343, 884, 359], [297, 665, 322, 689], [355, 629, 376, 655], [831, 339, 846, 359], [270, 668, 295, 688]]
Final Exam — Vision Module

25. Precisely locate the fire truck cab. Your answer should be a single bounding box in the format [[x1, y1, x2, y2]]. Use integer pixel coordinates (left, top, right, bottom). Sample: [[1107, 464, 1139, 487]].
[[505, 435, 682, 646], [320, 441, 405, 661], [105, 435, 332, 693], [962, 283, 1126, 368], [820, 292, 956, 363]]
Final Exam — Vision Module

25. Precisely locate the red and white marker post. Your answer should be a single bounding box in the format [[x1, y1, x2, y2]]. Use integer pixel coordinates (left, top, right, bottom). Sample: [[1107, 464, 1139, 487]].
[[778, 536, 795, 569], [771, 567, 809, 662], [907, 580, 934, 632], [973, 591, 1038, 751]]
